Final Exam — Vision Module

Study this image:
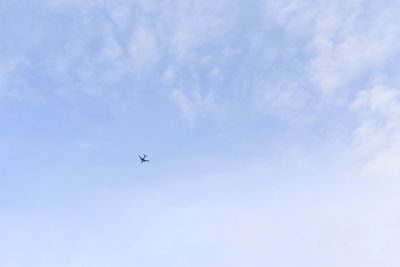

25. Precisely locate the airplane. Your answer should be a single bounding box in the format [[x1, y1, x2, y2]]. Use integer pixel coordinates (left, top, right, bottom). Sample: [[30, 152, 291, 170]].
[[138, 154, 149, 163]]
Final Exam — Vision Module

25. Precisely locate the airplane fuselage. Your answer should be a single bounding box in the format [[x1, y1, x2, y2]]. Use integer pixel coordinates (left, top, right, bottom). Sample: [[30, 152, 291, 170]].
[[139, 154, 149, 163]]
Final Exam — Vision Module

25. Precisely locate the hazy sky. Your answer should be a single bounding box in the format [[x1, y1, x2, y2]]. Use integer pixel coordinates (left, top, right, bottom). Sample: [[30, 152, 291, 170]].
[[2, 0, 400, 266]]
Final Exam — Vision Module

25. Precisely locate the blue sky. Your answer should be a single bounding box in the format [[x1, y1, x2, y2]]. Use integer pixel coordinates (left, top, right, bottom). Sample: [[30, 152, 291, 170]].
[[2, 0, 400, 266]]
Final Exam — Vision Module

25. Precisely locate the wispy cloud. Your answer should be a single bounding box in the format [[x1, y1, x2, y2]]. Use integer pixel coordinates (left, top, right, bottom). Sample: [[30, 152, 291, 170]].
[[129, 25, 160, 73], [310, 2, 400, 93], [4, 2, 400, 267], [4, 0, 400, 168], [259, 0, 400, 175], [264, 0, 400, 94], [169, 87, 219, 125], [351, 83, 400, 176], [0, 55, 44, 104], [254, 80, 310, 112], [41, 0, 239, 123]]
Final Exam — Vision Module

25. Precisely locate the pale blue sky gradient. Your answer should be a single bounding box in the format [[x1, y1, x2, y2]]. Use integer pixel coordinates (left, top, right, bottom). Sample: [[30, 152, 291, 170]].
[[2, 1, 400, 266]]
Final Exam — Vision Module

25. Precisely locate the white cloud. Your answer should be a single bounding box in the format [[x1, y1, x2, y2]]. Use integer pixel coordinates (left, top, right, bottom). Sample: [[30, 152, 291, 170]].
[[0, 56, 43, 104], [259, 1, 400, 174], [310, 4, 400, 93], [162, 65, 175, 84], [351, 84, 400, 176], [16, 0, 400, 127], [255, 80, 309, 111], [264, 0, 400, 94], [129, 25, 160, 73], [264, 0, 319, 36], [77, 141, 94, 151], [43, 0, 236, 123], [165, 0, 237, 63], [108, 4, 133, 30], [169, 87, 219, 125]]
